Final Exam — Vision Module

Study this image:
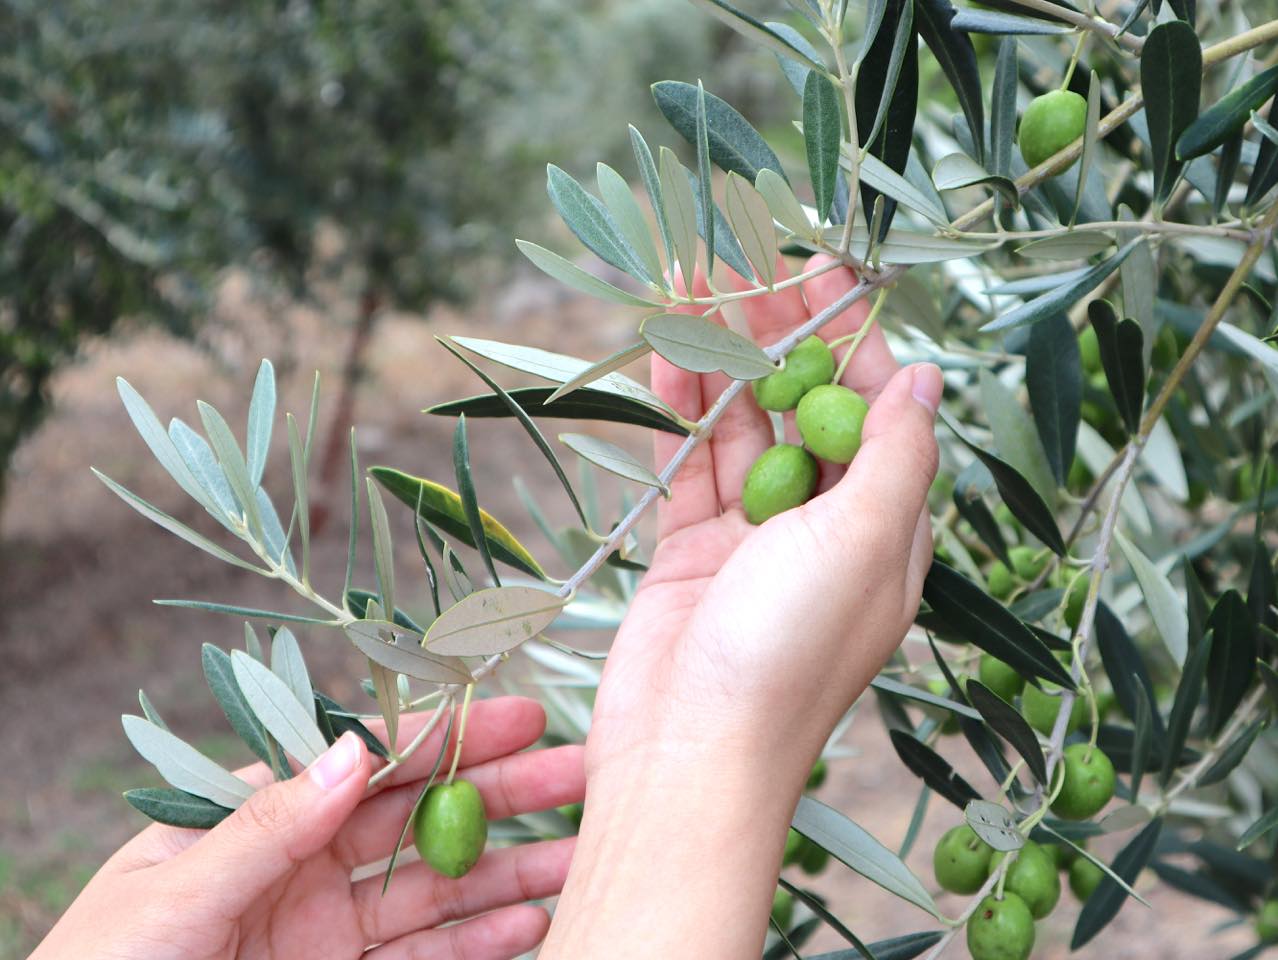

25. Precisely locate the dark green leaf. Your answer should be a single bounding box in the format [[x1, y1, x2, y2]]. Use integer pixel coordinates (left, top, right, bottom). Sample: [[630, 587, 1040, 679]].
[[941, 413, 1066, 555], [1096, 724, 1198, 773], [695, 81, 715, 276], [792, 796, 940, 918], [453, 416, 499, 586], [629, 125, 676, 271], [812, 932, 944, 960], [652, 80, 787, 184], [1248, 525, 1276, 633], [124, 787, 232, 830], [1026, 312, 1081, 485], [1088, 300, 1146, 435], [803, 71, 841, 224], [854, 0, 919, 235], [371, 466, 546, 579], [314, 691, 390, 761], [888, 729, 980, 809], [1130, 681, 1154, 797], [153, 600, 335, 626], [382, 709, 453, 893], [1141, 21, 1203, 204], [427, 386, 688, 436], [951, 8, 1074, 34], [778, 878, 878, 959], [345, 589, 426, 633], [1214, 132, 1244, 215], [1071, 819, 1163, 949], [916, 0, 984, 166], [1237, 805, 1278, 849], [1150, 862, 1246, 912], [989, 38, 1017, 179], [921, 561, 1075, 688], [546, 165, 654, 285], [202, 643, 273, 767], [870, 675, 982, 721], [1245, 98, 1278, 209], [931, 153, 1018, 205], [1161, 631, 1213, 786], [967, 680, 1047, 784], [952, 462, 1010, 566], [1177, 66, 1278, 161], [1205, 590, 1258, 736], [982, 240, 1140, 333], [1199, 718, 1265, 787]]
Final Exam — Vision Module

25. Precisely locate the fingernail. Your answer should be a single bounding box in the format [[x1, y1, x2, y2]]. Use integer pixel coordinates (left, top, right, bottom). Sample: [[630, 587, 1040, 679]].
[[309, 732, 360, 789], [910, 363, 943, 415]]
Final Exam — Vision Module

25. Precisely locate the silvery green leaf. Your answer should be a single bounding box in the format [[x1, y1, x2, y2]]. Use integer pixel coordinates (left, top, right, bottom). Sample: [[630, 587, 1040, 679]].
[[695, 81, 715, 277], [360, 598, 400, 749], [857, 0, 890, 64], [138, 689, 168, 730], [546, 343, 652, 405], [1139, 417, 1189, 502], [1119, 222, 1156, 347], [754, 168, 814, 240], [154, 599, 337, 624], [951, 8, 1074, 34], [628, 125, 675, 274], [116, 377, 218, 515], [965, 800, 1024, 852], [450, 336, 675, 420], [1072, 73, 1102, 225], [169, 417, 238, 528], [932, 152, 1018, 206], [597, 162, 665, 287], [1115, 530, 1188, 667], [641, 313, 774, 380], [244, 622, 265, 663], [689, 173, 755, 282], [198, 400, 262, 539], [724, 173, 777, 287], [231, 650, 328, 764], [365, 478, 396, 616], [844, 151, 951, 228], [792, 796, 941, 919], [659, 147, 699, 290], [560, 433, 668, 495], [424, 586, 566, 656], [1215, 320, 1278, 377], [815, 224, 996, 264], [344, 427, 359, 601], [547, 164, 654, 284], [686, 0, 824, 72], [286, 414, 310, 580], [122, 714, 253, 808], [93, 470, 261, 574], [886, 271, 945, 345], [651, 80, 789, 184], [767, 20, 822, 96], [202, 643, 273, 767], [345, 619, 472, 684], [255, 487, 295, 575], [246, 359, 275, 489], [515, 240, 662, 308], [986, 268, 1090, 297], [1016, 232, 1116, 260], [269, 627, 314, 716], [979, 369, 1057, 505], [982, 240, 1141, 332]]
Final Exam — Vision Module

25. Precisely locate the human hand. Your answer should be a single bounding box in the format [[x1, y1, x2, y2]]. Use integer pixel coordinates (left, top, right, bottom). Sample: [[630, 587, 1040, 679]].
[[589, 254, 942, 784], [32, 697, 584, 960]]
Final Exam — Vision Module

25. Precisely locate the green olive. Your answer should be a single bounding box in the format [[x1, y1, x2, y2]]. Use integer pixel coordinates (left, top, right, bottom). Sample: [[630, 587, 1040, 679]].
[[1009, 545, 1047, 582], [413, 779, 488, 878], [978, 654, 1025, 704], [1078, 325, 1102, 376], [771, 888, 794, 930], [989, 841, 1060, 919], [966, 893, 1035, 960], [988, 561, 1015, 601], [933, 824, 993, 894], [1063, 574, 1088, 631], [1021, 680, 1087, 735], [1051, 743, 1116, 821], [741, 444, 818, 525], [783, 828, 805, 867], [927, 676, 962, 735], [806, 758, 828, 791], [1069, 856, 1105, 901], [1019, 89, 1088, 169], [796, 384, 870, 464], [752, 336, 835, 411], [1256, 899, 1278, 942], [799, 840, 830, 875]]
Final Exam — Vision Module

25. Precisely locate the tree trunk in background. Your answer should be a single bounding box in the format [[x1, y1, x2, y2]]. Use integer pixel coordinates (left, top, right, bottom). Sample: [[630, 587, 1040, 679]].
[[310, 285, 381, 537]]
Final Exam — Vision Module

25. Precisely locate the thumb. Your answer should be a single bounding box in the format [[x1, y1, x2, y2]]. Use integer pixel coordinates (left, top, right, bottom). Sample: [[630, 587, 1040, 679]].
[[171, 732, 370, 913], [807, 363, 941, 564]]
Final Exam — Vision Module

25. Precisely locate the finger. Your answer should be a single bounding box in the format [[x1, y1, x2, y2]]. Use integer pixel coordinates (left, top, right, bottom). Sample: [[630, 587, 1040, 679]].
[[355, 838, 575, 943], [367, 697, 549, 793], [904, 509, 934, 606], [804, 364, 941, 572], [656, 267, 720, 540], [800, 256, 898, 401], [734, 256, 809, 345], [363, 903, 551, 960], [337, 744, 584, 869], [166, 732, 370, 918]]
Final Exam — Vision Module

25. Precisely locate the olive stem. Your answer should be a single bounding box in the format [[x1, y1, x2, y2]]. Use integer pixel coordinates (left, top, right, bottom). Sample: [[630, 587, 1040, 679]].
[[826, 10, 861, 254], [832, 286, 889, 383], [368, 696, 450, 787], [445, 682, 476, 785], [1061, 31, 1089, 89]]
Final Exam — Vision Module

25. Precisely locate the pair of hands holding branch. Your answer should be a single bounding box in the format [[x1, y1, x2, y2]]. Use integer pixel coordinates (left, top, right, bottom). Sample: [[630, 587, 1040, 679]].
[[31, 256, 941, 960]]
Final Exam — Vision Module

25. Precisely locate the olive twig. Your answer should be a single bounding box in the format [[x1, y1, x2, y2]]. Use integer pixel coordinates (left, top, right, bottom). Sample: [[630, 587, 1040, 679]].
[[368, 695, 451, 787], [832, 286, 889, 383], [445, 683, 476, 785]]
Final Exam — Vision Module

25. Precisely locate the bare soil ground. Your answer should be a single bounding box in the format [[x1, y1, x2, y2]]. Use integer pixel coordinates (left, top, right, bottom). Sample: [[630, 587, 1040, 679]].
[[0, 272, 1254, 958]]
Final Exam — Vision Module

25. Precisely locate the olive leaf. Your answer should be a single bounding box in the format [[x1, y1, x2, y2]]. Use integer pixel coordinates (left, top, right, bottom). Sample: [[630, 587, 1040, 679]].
[[694, 81, 715, 277], [1016, 232, 1115, 260], [640, 313, 773, 380], [755, 168, 815, 240], [428, 386, 686, 436], [1177, 65, 1278, 161], [889, 730, 981, 809], [629, 125, 676, 271], [344, 618, 472, 684], [724, 173, 778, 286], [231, 650, 328, 764], [803, 70, 841, 224], [515, 240, 663, 308], [966, 680, 1047, 785], [964, 799, 1024, 852], [124, 788, 233, 830], [659, 147, 700, 291], [684, 1, 824, 74], [423, 586, 566, 656], [201, 643, 273, 768], [1070, 819, 1164, 948], [916, 0, 984, 166], [245, 358, 275, 489], [559, 433, 668, 495], [982, 240, 1140, 333], [652, 79, 789, 184], [1115, 530, 1187, 667], [979, 368, 1057, 506], [121, 714, 254, 809], [932, 153, 1017, 206], [1142, 21, 1202, 204], [1204, 590, 1258, 736], [546, 164, 655, 285], [951, 8, 1074, 34], [597, 162, 665, 286], [1026, 312, 1081, 485]]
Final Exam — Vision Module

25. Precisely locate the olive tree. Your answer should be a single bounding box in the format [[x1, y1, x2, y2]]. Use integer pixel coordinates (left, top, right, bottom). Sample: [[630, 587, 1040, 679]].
[[98, 0, 1278, 957]]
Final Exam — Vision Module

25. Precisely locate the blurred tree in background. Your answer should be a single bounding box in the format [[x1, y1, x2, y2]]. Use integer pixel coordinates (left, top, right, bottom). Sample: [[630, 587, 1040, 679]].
[[0, 0, 720, 512]]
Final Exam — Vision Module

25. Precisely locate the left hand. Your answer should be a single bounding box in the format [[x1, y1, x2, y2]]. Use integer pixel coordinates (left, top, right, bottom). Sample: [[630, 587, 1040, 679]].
[[31, 696, 584, 960]]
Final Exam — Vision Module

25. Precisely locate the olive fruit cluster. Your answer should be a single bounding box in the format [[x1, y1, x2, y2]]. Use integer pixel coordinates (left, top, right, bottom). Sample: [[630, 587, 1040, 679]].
[[412, 779, 488, 878], [742, 336, 870, 525]]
